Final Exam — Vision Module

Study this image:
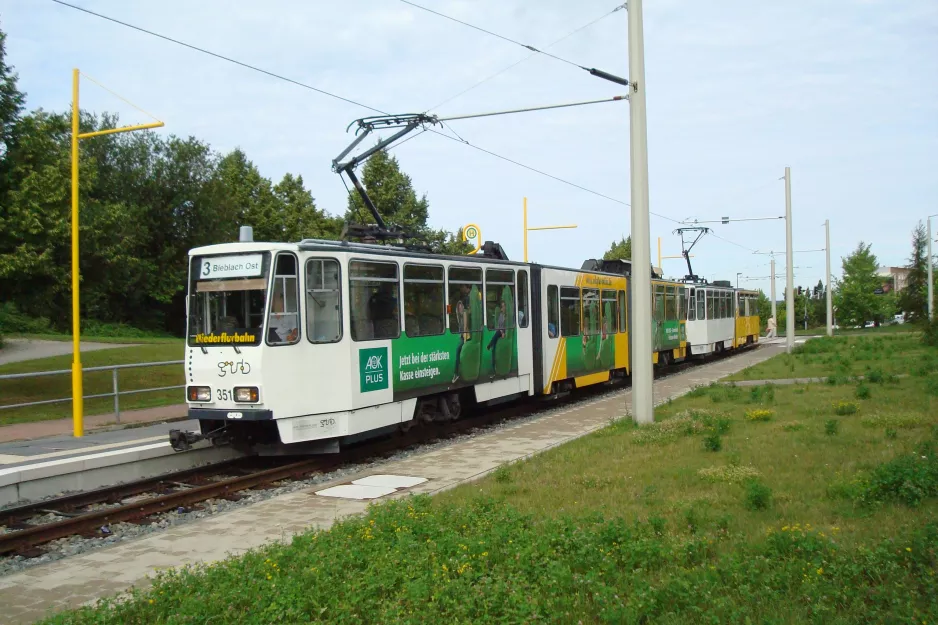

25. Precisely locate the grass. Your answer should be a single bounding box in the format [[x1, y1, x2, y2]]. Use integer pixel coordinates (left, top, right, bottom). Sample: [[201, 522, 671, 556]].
[[0, 340, 184, 426], [39, 337, 938, 624], [728, 332, 936, 381]]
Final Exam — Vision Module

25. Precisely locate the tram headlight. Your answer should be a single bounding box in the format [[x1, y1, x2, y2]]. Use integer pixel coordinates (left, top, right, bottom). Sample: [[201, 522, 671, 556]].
[[188, 386, 211, 402], [234, 386, 259, 403]]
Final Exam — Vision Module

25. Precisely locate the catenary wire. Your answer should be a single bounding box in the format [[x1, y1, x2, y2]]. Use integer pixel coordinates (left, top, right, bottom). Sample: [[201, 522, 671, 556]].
[[398, 0, 584, 69], [50, 0, 387, 115], [52, 0, 756, 247], [430, 3, 626, 111]]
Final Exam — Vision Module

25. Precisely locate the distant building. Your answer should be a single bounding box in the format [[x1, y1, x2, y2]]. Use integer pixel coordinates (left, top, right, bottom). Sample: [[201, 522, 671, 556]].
[[876, 266, 909, 293]]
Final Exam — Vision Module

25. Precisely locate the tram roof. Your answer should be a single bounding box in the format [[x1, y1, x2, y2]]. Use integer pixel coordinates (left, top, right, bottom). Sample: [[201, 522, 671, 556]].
[[188, 239, 692, 285]]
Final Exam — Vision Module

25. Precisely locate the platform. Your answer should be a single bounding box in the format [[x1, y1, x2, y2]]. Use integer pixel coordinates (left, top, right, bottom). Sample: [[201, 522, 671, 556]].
[[0, 343, 785, 624], [0, 419, 241, 507]]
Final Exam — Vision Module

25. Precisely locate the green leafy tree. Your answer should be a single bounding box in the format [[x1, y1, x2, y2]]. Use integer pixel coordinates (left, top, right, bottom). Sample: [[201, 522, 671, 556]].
[[756, 290, 772, 332], [899, 221, 928, 322], [0, 109, 72, 321], [834, 242, 887, 328], [344, 148, 469, 254], [0, 25, 25, 164], [603, 236, 631, 260], [345, 148, 429, 233], [274, 173, 343, 242]]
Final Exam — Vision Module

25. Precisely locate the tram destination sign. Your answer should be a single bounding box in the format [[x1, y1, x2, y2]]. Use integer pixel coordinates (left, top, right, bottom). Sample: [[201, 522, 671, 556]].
[[199, 254, 264, 280]]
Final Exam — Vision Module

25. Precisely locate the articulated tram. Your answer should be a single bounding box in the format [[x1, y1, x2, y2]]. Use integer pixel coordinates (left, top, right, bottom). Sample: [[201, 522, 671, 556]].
[[171, 239, 760, 455]]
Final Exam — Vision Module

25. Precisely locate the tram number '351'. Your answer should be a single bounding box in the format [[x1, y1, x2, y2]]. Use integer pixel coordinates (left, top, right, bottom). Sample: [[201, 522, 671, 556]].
[[217, 388, 234, 402]]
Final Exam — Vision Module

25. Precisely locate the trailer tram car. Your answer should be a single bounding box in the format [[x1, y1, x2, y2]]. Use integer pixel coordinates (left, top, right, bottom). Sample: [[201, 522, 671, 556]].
[[171, 240, 757, 455]]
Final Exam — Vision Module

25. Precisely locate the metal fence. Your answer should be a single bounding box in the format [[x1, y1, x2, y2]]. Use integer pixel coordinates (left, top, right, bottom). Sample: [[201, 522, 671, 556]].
[[0, 360, 184, 422]]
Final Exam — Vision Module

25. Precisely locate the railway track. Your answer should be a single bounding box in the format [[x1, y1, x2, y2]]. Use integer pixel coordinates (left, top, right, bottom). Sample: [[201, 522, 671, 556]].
[[0, 345, 760, 558]]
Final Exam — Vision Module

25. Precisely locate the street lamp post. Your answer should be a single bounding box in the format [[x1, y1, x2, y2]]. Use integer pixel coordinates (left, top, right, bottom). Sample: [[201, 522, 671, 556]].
[[770, 256, 777, 324], [928, 214, 937, 321], [628, 0, 654, 425], [825, 219, 832, 336], [784, 167, 794, 352]]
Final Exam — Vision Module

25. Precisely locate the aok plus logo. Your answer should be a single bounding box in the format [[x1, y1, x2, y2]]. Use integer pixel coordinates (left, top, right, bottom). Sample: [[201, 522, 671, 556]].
[[359, 347, 389, 393]]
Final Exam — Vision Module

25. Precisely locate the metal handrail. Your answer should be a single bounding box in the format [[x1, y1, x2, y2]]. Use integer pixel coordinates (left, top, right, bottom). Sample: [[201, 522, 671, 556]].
[[0, 360, 185, 422]]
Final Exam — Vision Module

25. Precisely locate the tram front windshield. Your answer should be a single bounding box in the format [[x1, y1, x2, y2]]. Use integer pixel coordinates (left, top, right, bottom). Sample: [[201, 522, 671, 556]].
[[187, 252, 270, 347]]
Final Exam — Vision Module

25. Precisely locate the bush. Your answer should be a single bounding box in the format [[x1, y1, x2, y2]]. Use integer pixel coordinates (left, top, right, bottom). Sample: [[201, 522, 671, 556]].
[[0, 302, 55, 334], [745, 409, 774, 422], [744, 479, 772, 510], [866, 368, 884, 384], [703, 431, 722, 452], [857, 443, 938, 507], [855, 383, 871, 400], [885, 428, 898, 440], [922, 319, 938, 347], [748, 384, 775, 404], [825, 419, 839, 435], [833, 401, 859, 416]]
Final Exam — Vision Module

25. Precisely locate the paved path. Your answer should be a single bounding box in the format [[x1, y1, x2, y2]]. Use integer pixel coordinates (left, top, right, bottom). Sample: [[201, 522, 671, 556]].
[[0, 344, 784, 624], [0, 404, 188, 445], [0, 339, 137, 367]]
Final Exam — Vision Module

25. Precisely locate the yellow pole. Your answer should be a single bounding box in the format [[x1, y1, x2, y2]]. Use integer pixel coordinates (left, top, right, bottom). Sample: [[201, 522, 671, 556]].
[[523, 196, 528, 263], [71, 68, 83, 438]]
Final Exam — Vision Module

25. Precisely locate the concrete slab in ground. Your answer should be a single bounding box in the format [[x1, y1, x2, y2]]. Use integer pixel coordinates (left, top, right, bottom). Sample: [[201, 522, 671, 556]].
[[0, 339, 138, 367], [0, 344, 784, 624]]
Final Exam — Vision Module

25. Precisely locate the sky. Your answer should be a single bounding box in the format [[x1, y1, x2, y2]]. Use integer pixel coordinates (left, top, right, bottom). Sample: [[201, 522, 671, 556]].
[[2, 0, 937, 296]]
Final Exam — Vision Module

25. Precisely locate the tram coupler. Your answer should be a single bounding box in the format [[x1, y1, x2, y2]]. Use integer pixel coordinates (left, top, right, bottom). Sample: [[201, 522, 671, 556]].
[[169, 429, 202, 452], [169, 425, 229, 452]]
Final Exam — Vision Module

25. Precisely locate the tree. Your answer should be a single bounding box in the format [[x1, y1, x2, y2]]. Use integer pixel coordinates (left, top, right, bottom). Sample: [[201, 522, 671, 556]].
[[0, 25, 25, 162], [834, 242, 887, 328], [345, 148, 429, 234], [756, 290, 772, 331], [899, 221, 928, 322], [344, 148, 469, 254], [603, 236, 631, 260], [274, 173, 343, 242]]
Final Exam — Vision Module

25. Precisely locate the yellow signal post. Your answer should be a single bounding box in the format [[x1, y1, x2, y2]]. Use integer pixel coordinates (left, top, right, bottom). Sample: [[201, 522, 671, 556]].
[[657, 236, 691, 269], [71, 68, 164, 437], [523, 197, 577, 262]]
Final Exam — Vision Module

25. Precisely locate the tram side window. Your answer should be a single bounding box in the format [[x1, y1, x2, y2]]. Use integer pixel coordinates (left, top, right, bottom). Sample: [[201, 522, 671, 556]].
[[707, 290, 714, 320], [618, 290, 627, 333], [602, 289, 617, 334], [721, 292, 728, 319], [581, 288, 600, 335], [560, 287, 581, 337], [448, 267, 483, 335], [688, 289, 696, 321], [697, 289, 705, 320], [517, 270, 529, 328], [654, 284, 665, 321], [350, 260, 400, 341], [268, 253, 300, 346], [305, 259, 341, 343], [486, 269, 516, 332], [548, 285, 560, 338], [665, 286, 676, 321], [404, 264, 445, 337]]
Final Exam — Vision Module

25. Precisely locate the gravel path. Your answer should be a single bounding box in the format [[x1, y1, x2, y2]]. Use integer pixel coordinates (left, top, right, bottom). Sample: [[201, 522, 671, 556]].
[[0, 339, 137, 366]]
